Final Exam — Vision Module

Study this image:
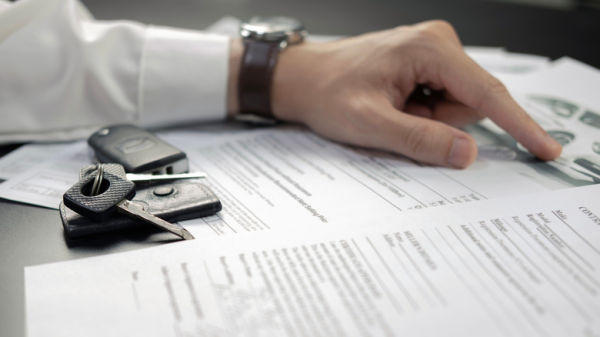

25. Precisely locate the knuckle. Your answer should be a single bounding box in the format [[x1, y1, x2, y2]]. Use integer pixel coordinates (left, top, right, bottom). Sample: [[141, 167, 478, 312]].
[[485, 78, 509, 99], [391, 24, 410, 34], [399, 29, 441, 57], [427, 20, 455, 33], [386, 22, 459, 57], [415, 25, 441, 42], [416, 20, 460, 44], [476, 77, 509, 110]]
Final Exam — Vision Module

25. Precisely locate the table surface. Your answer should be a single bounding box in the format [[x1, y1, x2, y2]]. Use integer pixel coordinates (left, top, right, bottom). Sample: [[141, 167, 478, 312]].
[[1, 1, 599, 336]]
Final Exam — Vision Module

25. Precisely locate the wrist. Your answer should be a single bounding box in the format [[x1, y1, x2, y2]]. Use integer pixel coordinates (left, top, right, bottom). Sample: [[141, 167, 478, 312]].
[[227, 38, 243, 117], [271, 42, 320, 122], [229, 38, 320, 123]]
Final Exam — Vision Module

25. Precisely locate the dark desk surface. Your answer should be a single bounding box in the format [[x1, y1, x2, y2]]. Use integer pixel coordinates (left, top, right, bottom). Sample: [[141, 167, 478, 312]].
[[1, 1, 599, 336]]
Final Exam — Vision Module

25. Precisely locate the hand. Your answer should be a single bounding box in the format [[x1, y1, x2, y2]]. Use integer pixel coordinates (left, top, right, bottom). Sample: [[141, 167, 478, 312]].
[[269, 20, 562, 168]]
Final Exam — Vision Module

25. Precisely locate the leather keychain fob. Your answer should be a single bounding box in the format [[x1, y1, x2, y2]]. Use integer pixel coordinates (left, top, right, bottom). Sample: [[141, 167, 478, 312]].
[[60, 181, 222, 239]]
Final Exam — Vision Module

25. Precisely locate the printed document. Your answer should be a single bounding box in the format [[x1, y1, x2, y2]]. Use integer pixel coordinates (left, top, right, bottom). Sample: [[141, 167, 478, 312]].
[[481, 57, 600, 185], [0, 127, 555, 214], [171, 128, 562, 238], [25, 184, 600, 337]]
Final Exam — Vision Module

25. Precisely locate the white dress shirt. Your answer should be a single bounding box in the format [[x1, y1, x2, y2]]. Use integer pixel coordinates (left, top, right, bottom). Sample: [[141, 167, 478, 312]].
[[0, 0, 230, 143]]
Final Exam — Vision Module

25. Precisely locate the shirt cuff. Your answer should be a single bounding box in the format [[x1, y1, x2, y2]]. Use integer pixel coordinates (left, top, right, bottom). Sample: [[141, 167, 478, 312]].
[[139, 25, 230, 127]]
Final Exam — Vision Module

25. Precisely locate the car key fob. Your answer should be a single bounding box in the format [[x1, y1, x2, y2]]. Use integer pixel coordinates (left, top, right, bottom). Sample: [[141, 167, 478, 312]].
[[60, 181, 222, 239], [88, 124, 188, 174]]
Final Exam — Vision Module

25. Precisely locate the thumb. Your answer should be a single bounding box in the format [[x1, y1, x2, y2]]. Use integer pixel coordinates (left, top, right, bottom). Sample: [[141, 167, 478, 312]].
[[369, 103, 478, 168]]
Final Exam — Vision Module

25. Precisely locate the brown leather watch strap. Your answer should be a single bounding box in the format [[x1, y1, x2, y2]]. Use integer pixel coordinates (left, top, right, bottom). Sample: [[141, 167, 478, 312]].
[[238, 39, 280, 119]]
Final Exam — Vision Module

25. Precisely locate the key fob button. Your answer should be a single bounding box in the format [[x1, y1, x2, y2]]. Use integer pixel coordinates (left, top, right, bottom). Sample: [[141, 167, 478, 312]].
[[153, 186, 175, 197]]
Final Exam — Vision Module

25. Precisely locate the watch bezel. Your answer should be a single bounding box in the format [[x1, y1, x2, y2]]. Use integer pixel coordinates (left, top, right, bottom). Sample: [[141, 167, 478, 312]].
[[240, 16, 306, 48]]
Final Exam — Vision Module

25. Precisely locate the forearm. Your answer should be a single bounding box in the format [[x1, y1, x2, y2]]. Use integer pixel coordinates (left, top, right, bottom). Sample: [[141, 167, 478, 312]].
[[0, 0, 230, 143]]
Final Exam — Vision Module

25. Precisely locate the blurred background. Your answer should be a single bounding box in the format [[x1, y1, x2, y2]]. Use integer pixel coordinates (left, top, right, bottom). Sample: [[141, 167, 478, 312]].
[[495, 0, 599, 9], [78, 0, 599, 67]]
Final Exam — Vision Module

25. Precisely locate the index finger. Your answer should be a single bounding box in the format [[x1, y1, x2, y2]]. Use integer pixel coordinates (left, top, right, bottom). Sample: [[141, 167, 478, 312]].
[[434, 45, 562, 160]]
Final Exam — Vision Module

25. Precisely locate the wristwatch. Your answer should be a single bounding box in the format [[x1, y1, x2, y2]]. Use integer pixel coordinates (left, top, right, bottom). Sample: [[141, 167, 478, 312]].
[[237, 16, 306, 122]]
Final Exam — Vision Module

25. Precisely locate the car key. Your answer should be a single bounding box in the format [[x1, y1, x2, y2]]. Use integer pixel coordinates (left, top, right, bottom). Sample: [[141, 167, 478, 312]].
[[60, 180, 222, 239], [88, 124, 189, 174], [63, 169, 195, 240], [80, 164, 207, 184]]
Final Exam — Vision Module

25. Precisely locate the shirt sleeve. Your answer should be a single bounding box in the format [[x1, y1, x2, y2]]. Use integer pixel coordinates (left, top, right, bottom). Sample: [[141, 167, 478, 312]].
[[0, 0, 230, 143]]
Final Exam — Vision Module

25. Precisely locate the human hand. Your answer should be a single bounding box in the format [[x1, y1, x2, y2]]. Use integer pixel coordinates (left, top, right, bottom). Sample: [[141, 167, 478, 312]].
[[268, 20, 562, 168]]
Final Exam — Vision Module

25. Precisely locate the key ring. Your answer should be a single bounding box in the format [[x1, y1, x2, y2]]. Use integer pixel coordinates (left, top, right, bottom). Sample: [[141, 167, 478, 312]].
[[91, 164, 104, 196]]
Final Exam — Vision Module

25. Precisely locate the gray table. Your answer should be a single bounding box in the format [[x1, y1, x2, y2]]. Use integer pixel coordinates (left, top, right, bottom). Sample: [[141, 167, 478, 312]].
[[1, 1, 599, 336]]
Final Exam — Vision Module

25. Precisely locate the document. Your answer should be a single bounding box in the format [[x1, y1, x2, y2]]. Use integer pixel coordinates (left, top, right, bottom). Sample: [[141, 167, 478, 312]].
[[0, 141, 89, 208], [0, 126, 557, 215], [0, 143, 76, 181], [480, 58, 600, 185], [504, 57, 600, 110], [0, 129, 235, 209], [25, 184, 600, 337], [173, 128, 562, 238], [465, 48, 550, 75]]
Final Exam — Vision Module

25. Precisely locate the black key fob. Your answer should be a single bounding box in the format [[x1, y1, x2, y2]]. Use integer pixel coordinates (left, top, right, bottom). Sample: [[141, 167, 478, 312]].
[[88, 124, 188, 174], [60, 181, 221, 239]]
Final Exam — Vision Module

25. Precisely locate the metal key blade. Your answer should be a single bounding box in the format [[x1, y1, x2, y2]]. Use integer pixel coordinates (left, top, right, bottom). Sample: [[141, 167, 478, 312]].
[[125, 172, 207, 182], [116, 200, 195, 240]]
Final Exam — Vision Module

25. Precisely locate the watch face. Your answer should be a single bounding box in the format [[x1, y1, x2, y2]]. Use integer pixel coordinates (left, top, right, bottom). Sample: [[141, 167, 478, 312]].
[[241, 16, 305, 43]]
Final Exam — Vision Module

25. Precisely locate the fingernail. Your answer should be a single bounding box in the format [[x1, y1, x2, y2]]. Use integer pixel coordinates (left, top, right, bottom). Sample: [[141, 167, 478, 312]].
[[448, 137, 473, 168]]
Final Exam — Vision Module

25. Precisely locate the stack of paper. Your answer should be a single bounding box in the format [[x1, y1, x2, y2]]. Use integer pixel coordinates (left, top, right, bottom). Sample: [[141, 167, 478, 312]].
[[26, 184, 600, 337], [1, 17, 599, 337]]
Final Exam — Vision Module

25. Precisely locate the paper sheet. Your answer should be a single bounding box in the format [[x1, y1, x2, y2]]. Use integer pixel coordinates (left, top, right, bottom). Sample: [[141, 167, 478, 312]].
[[25, 183, 600, 337], [0, 142, 90, 208], [0, 143, 79, 181], [170, 128, 568, 238], [0, 130, 236, 209], [17, 18, 600, 336], [466, 48, 550, 75], [504, 57, 600, 110], [480, 58, 600, 185], [0, 125, 555, 213]]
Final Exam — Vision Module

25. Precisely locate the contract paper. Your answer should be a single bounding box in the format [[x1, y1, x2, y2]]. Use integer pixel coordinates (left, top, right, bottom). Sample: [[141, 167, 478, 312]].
[[482, 58, 600, 186], [169, 128, 567, 238], [0, 126, 558, 214], [0, 143, 77, 181], [0, 129, 235, 209], [0, 141, 90, 208], [26, 184, 600, 337]]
